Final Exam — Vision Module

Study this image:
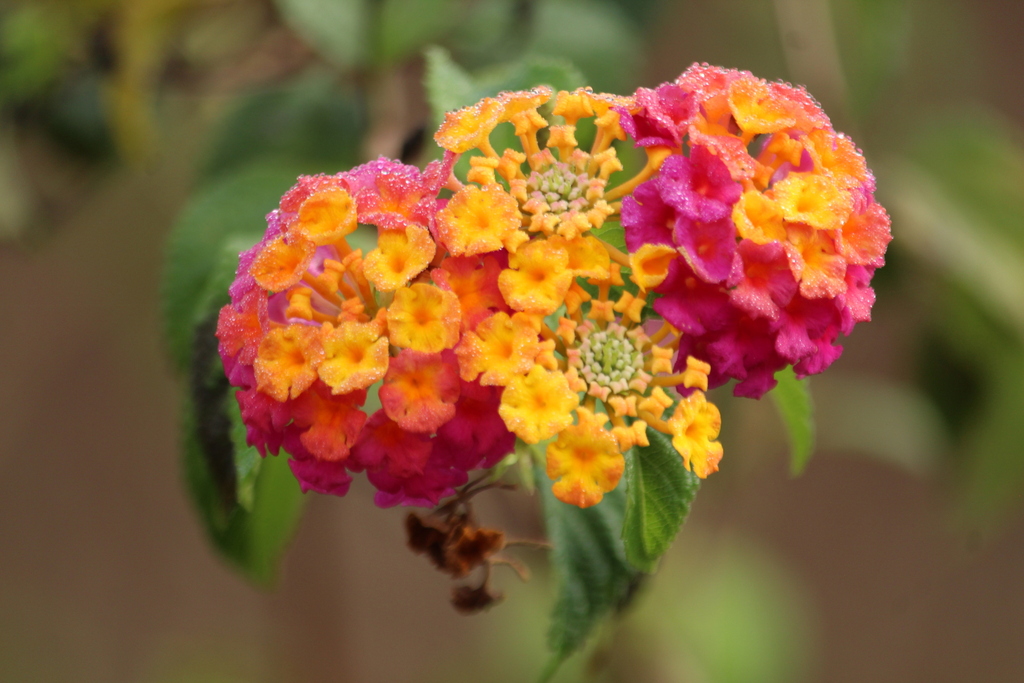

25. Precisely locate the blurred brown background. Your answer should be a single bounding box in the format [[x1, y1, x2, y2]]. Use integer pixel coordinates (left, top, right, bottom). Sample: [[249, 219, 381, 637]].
[[2, 0, 1024, 681]]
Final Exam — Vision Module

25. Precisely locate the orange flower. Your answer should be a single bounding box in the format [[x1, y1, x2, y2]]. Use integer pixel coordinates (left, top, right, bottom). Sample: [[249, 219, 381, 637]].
[[318, 318, 390, 395], [436, 184, 523, 256], [288, 187, 358, 245], [546, 407, 624, 508], [455, 311, 543, 386], [498, 238, 573, 315], [379, 350, 461, 433], [498, 365, 579, 444], [254, 323, 324, 401], [363, 224, 436, 292], [387, 283, 462, 353]]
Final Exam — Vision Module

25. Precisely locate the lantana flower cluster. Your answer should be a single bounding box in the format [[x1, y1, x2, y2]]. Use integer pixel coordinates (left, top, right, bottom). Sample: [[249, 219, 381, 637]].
[[619, 64, 891, 397], [216, 64, 889, 510]]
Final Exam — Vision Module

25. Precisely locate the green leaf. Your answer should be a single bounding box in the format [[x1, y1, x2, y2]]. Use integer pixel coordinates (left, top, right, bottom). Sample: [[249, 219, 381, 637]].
[[162, 165, 302, 372], [769, 367, 816, 475], [201, 73, 365, 182], [423, 46, 586, 127], [185, 431, 306, 586], [230, 391, 262, 513], [377, 0, 458, 65], [474, 56, 586, 100], [182, 362, 306, 585], [166, 165, 310, 582], [423, 46, 477, 122], [526, 0, 641, 93], [622, 428, 700, 573], [538, 465, 641, 679], [274, 0, 368, 67], [591, 221, 625, 252]]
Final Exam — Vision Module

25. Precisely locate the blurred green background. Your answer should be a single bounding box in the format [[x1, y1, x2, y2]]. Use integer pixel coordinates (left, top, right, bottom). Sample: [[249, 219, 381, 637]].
[[2, 0, 1024, 680]]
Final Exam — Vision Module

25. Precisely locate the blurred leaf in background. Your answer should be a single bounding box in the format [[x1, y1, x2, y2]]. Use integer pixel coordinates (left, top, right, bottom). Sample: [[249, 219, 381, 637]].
[[813, 373, 947, 477], [0, 3, 71, 103], [524, 0, 640, 94], [620, 534, 816, 683], [830, 0, 911, 122], [882, 107, 1024, 528], [376, 0, 460, 66], [275, 0, 369, 67], [163, 165, 311, 581], [769, 367, 816, 476], [423, 45, 585, 125], [200, 71, 365, 181]]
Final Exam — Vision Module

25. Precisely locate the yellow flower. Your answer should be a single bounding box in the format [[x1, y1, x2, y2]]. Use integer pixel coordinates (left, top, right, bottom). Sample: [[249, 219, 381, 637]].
[[498, 238, 573, 315], [667, 390, 723, 478], [426, 85, 733, 505], [318, 318, 390, 395], [362, 224, 436, 292], [629, 243, 677, 291], [436, 184, 523, 256], [784, 222, 848, 299], [546, 407, 624, 508], [386, 282, 462, 353], [732, 190, 787, 244], [771, 173, 852, 232], [554, 234, 611, 280], [498, 364, 579, 444], [249, 235, 316, 293], [434, 97, 506, 154], [455, 312, 542, 386], [490, 243, 727, 481], [727, 75, 797, 135]]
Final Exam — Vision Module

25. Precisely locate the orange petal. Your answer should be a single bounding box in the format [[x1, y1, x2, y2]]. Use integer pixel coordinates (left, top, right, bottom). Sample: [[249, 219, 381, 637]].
[[498, 365, 579, 444], [434, 97, 505, 154], [498, 239, 573, 314], [363, 224, 436, 292], [292, 382, 367, 461], [667, 390, 723, 478], [387, 283, 462, 353], [290, 187, 357, 245], [254, 323, 325, 401], [318, 320, 390, 394], [455, 312, 541, 385], [546, 407, 623, 508], [250, 235, 316, 293], [436, 184, 523, 257], [728, 74, 797, 135], [379, 349, 460, 433]]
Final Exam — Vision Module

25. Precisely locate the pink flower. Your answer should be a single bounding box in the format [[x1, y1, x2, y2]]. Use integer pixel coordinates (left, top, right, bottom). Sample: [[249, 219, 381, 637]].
[[621, 65, 891, 397], [616, 83, 696, 148], [216, 157, 518, 507]]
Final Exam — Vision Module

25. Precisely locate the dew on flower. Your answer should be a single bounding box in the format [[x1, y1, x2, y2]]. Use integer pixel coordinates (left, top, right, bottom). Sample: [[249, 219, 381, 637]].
[[215, 64, 888, 548], [621, 63, 891, 397]]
